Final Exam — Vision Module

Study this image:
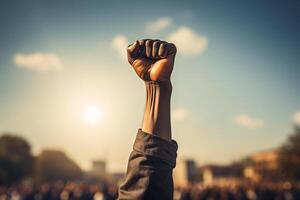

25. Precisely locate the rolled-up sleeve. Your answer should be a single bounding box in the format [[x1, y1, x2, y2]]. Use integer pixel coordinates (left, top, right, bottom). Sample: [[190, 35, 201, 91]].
[[118, 129, 178, 200]]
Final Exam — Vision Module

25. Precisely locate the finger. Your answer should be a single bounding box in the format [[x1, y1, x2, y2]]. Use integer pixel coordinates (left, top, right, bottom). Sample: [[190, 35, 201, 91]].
[[138, 39, 148, 57], [152, 40, 161, 59], [158, 42, 168, 58], [160, 43, 177, 58], [145, 39, 155, 58], [166, 43, 177, 56], [139, 39, 158, 45]]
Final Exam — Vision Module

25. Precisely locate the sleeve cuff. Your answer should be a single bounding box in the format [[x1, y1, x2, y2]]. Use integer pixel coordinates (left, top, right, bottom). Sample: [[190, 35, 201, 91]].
[[133, 129, 178, 168]]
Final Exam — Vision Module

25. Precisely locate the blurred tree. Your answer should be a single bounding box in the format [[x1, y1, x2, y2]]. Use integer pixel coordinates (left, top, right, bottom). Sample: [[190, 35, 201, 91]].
[[35, 150, 82, 182], [0, 134, 34, 185], [278, 126, 300, 180]]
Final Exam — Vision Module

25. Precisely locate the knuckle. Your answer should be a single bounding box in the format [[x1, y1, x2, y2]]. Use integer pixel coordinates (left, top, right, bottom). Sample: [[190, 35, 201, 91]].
[[158, 44, 166, 56], [153, 41, 160, 50], [168, 43, 177, 53], [168, 42, 176, 48], [160, 43, 166, 49], [145, 40, 151, 46]]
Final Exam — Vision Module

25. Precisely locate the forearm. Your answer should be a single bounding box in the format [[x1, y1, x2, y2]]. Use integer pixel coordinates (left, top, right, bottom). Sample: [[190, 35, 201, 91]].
[[142, 81, 172, 141]]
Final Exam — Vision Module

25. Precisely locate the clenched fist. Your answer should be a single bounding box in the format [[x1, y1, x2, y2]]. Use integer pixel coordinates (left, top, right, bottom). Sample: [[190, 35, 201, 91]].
[[127, 39, 177, 82]]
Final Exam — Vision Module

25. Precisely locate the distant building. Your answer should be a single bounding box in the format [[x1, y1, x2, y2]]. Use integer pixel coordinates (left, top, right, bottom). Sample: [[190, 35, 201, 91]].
[[244, 149, 279, 181], [199, 164, 244, 186], [175, 149, 280, 187], [91, 160, 106, 176], [173, 159, 199, 187], [250, 149, 278, 171], [83, 160, 107, 181]]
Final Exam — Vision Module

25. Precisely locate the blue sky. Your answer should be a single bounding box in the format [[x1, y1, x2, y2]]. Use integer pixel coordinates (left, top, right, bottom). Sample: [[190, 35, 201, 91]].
[[0, 0, 299, 172]]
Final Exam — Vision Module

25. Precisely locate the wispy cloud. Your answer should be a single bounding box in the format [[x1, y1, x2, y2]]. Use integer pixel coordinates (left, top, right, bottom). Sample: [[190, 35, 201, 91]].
[[145, 17, 173, 34], [111, 34, 129, 60], [167, 26, 208, 55], [14, 53, 63, 72], [172, 107, 189, 121], [234, 114, 264, 129], [293, 111, 300, 125]]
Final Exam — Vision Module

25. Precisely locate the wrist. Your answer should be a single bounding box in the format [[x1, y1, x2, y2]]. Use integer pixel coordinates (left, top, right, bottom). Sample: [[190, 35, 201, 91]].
[[144, 80, 172, 94]]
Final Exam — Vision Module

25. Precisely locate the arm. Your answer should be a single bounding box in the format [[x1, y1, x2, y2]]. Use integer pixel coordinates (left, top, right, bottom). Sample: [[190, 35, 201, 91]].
[[142, 80, 172, 140], [118, 39, 178, 200]]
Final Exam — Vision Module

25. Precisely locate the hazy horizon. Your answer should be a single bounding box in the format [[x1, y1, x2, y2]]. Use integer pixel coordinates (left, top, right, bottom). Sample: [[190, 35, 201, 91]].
[[0, 0, 299, 173]]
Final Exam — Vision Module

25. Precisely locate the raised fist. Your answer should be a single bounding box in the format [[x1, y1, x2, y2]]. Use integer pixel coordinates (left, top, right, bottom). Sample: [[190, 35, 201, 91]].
[[127, 39, 177, 82]]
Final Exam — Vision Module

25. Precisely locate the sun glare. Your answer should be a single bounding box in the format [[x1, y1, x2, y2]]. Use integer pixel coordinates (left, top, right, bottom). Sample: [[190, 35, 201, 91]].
[[83, 105, 102, 125]]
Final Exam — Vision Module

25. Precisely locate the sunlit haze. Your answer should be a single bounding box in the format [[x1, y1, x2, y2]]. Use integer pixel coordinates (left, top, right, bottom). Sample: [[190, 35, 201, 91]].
[[0, 0, 299, 173], [83, 105, 103, 125]]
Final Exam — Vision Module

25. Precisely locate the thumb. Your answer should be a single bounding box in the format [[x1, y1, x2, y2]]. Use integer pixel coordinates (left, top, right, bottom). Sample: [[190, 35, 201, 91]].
[[127, 40, 140, 54], [127, 40, 140, 64]]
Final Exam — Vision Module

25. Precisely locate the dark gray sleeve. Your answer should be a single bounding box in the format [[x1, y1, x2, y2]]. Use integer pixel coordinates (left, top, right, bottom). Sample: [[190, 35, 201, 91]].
[[118, 129, 178, 200]]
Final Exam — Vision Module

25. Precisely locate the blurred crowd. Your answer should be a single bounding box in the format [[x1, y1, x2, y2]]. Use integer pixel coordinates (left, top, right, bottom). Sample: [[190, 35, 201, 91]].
[[0, 181, 117, 200], [175, 182, 300, 200], [1, 181, 300, 200]]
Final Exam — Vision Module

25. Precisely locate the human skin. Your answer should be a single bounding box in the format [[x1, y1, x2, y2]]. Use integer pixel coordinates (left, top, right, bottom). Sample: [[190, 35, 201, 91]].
[[127, 39, 177, 140]]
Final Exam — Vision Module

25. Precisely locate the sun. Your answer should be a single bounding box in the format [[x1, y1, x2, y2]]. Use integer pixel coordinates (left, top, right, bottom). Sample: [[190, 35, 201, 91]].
[[83, 105, 103, 125]]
